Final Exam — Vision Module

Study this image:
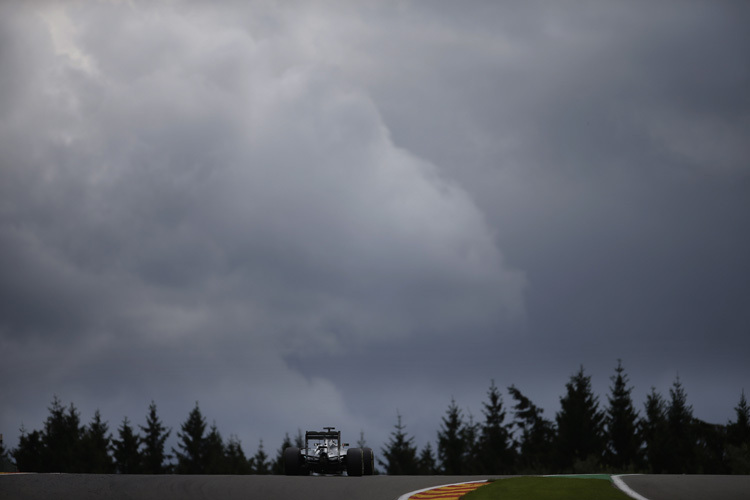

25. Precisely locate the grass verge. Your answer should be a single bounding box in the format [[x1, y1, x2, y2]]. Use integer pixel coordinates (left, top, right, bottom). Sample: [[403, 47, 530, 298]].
[[462, 476, 633, 500]]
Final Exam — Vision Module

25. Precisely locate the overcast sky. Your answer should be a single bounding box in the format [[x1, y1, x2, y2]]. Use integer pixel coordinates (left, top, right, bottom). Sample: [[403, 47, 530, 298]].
[[2, 1, 749, 457]]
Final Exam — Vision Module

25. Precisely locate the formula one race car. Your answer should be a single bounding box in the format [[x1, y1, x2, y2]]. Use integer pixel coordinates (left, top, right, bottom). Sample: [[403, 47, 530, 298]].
[[284, 427, 374, 476]]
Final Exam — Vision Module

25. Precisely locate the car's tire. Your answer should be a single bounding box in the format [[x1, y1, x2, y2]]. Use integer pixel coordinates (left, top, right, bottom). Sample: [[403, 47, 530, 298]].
[[346, 447, 363, 476], [284, 447, 304, 476], [362, 447, 374, 475]]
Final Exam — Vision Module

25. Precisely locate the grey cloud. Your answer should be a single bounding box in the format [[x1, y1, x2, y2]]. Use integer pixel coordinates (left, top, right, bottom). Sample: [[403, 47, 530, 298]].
[[1, 2, 529, 450], [272, 0, 750, 435]]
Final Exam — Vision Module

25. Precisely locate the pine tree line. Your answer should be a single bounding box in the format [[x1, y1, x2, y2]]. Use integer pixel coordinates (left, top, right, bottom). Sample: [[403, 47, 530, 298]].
[[9, 399, 278, 474], [379, 362, 750, 475], [5, 361, 750, 474]]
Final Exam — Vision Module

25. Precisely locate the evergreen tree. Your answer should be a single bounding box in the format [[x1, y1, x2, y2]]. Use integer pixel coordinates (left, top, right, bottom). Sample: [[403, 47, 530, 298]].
[[174, 402, 207, 474], [437, 399, 466, 474], [225, 435, 252, 474], [665, 376, 696, 473], [693, 419, 728, 474], [417, 442, 437, 475], [379, 412, 418, 475], [478, 380, 514, 474], [80, 410, 115, 473], [43, 397, 83, 472], [555, 366, 605, 471], [356, 430, 368, 449], [508, 385, 555, 473], [252, 440, 271, 474], [604, 360, 641, 470], [641, 387, 668, 473], [462, 411, 482, 474], [727, 390, 750, 447], [726, 390, 750, 474], [140, 401, 171, 474], [274, 433, 294, 475], [1, 434, 16, 472], [293, 429, 304, 448], [13, 427, 45, 472], [112, 417, 142, 473], [204, 423, 227, 474]]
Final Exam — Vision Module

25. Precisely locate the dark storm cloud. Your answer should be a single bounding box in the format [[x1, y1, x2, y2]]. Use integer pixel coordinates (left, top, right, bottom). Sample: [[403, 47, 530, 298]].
[[327, 0, 750, 342], [2, 1, 749, 454], [265, 0, 750, 440], [0, 1, 525, 449]]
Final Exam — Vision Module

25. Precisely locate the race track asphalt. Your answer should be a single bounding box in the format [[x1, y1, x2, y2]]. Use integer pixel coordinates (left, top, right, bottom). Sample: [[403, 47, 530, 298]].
[[2, 473, 749, 500], [0, 474, 492, 500], [618, 474, 750, 500]]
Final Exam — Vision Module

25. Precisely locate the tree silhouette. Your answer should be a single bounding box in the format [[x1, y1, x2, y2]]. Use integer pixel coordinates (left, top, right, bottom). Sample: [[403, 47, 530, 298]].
[[417, 442, 437, 475], [379, 412, 418, 474], [356, 430, 368, 449], [225, 435, 252, 474], [0, 438, 9, 471], [478, 380, 514, 473], [112, 417, 142, 473], [43, 397, 83, 472], [641, 387, 668, 473], [273, 433, 293, 474], [204, 423, 227, 474], [252, 440, 271, 474], [726, 390, 750, 473], [0, 438, 6, 463], [462, 412, 482, 474], [664, 376, 696, 473], [437, 399, 466, 474], [0, 435, 14, 472], [294, 429, 304, 448], [80, 410, 115, 473], [556, 366, 605, 471], [174, 402, 207, 474], [728, 390, 750, 447], [508, 385, 555, 473], [13, 427, 44, 472], [694, 418, 728, 474], [140, 401, 171, 473], [604, 360, 641, 470]]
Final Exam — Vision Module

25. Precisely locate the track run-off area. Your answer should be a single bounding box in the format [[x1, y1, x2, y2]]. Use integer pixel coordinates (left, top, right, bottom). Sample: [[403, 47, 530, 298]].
[[2, 473, 750, 500]]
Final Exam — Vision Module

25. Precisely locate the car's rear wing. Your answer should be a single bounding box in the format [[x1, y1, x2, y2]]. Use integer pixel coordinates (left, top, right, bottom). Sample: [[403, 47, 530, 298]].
[[305, 428, 341, 442]]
